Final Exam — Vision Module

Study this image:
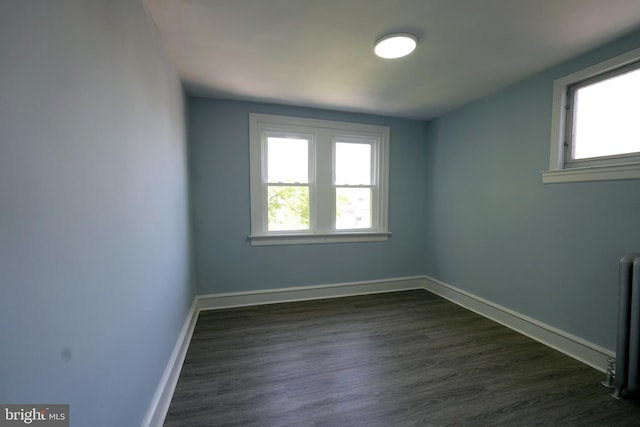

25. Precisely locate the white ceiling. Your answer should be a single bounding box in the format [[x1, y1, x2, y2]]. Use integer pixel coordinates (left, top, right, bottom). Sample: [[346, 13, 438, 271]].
[[144, 0, 640, 120]]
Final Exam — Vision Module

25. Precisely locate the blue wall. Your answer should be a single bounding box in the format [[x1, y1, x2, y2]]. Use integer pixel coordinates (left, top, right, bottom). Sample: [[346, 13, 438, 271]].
[[0, 1, 194, 426], [188, 98, 428, 294], [425, 30, 640, 350]]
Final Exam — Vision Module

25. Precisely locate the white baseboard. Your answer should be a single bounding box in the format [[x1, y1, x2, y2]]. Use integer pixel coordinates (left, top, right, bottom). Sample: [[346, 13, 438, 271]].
[[141, 299, 199, 427], [144, 274, 615, 425], [196, 276, 425, 311], [197, 275, 613, 371], [422, 275, 614, 373]]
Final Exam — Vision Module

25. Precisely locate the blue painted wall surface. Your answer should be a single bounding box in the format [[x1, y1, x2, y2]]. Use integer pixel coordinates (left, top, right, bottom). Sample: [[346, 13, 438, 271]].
[[0, 1, 194, 426], [425, 30, 640, 351], [188, 98, 428, 294]]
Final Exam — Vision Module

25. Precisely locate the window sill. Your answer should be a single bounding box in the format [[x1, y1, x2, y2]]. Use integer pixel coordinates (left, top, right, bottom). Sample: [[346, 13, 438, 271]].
[[541, 162, 640, 184], [248, 232, 392, 246]]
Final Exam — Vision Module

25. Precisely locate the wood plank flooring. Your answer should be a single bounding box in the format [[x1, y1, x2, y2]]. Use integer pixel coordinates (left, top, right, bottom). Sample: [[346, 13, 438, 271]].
[[164, 290, 640, 426]]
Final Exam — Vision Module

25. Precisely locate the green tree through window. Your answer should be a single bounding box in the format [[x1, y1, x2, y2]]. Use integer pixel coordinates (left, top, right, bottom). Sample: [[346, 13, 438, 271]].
[[267, 186, 309, 231]]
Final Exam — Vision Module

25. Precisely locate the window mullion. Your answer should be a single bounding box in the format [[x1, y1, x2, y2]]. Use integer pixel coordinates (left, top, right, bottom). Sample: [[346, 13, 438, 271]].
[[308, 136, 317, 233], [315, 129, 332, 233]]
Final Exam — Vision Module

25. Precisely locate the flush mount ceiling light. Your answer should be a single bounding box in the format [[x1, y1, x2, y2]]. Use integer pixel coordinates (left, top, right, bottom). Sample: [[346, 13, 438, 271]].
[[374, 33, 417, 59]]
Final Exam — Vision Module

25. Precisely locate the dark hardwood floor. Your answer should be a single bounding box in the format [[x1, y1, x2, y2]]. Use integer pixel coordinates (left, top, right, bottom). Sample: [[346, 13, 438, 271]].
[[164, 290, 640, 426]]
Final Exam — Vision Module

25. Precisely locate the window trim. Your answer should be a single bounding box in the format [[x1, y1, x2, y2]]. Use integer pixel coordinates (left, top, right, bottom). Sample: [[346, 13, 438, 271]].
[[249, 113, 390, 246], [542, 47, 640, 184]]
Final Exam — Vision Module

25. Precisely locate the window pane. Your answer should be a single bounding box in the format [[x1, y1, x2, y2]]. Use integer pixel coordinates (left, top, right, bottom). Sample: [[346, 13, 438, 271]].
[[267, 137, 308, 183], [335, 142, 372, 185], [572, 68, 640, 159], [336, 187, 371, 229], [268, 186, 309, 231]]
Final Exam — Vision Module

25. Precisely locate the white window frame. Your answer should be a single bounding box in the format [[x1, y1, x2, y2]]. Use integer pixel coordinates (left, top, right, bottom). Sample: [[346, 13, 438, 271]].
[[542, 47, 640, 184], [249, 113, 390, 246]]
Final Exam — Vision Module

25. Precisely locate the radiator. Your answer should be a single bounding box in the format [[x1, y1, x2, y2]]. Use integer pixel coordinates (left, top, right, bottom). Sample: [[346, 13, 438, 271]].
[[614, 252, 640, 399]]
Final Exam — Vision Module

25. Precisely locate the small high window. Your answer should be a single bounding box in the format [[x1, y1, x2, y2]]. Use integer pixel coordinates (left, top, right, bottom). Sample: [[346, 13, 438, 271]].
[[543, 48, 640, 184], [567, 63, 640, 164]]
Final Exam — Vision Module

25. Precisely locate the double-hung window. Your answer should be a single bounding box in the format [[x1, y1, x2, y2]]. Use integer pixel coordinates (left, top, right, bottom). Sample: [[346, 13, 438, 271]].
[[543, 48, 640, 183], [249, 113, 390, 245]]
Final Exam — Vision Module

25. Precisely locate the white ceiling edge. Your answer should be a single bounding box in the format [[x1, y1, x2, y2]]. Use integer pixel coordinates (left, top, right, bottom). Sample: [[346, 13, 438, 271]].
[[144, 0, 640, 120]]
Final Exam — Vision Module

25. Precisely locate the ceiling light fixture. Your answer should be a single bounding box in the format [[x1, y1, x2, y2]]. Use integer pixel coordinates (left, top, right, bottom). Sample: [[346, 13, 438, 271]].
[[374, 33, 417, 59]]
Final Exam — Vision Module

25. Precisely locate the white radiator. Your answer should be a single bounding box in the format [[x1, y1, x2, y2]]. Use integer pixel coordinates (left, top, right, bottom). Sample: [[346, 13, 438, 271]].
[[614, 252, 640, 398]]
